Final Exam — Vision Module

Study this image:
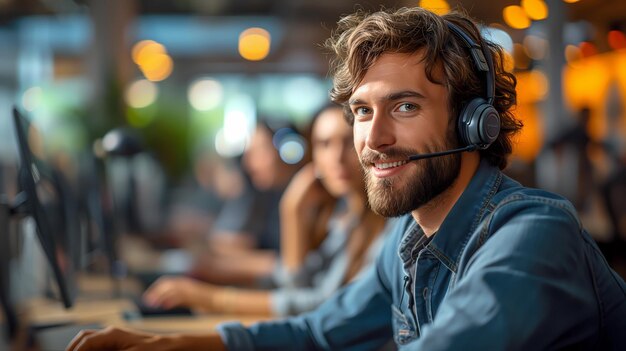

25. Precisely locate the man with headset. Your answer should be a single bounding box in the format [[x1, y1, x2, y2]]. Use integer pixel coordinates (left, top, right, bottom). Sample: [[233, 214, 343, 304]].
[[67, 7, 626, 351]]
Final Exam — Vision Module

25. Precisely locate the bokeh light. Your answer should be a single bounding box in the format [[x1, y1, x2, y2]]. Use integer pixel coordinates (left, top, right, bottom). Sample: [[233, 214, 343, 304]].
[[141, 54, 173, 81], [239, 27, 271, 61], [131, 40, 173, 81], [188, 78, 224, 111], [579, 41, 598, 58], [419, 0, 450, 16], [22, 86, 43, 111], [521, 0, 548, 21], [216, 94, 256, 157], [278, 136, 306, 164], [132, 40, 165, 64], [523, 35, 548, 60], [565, 44, 582, 64], [517, 69, 549, 103], [125, 79, 158, 108], [503, 5, 531, 30], [482, 26, 514, 54], [608, 30, 626, 50]]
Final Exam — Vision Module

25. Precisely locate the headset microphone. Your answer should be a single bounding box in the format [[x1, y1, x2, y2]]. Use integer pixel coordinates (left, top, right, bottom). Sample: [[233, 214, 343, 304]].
[[407, 144, 477, 161]]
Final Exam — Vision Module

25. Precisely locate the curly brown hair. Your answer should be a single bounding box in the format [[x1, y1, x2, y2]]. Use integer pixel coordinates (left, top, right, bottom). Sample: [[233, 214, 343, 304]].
[[324, 7, 522, 169]]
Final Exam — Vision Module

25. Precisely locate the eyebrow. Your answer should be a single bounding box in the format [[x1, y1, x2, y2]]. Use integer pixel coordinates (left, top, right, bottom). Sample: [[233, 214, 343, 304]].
[[348, 90, 426, 105]]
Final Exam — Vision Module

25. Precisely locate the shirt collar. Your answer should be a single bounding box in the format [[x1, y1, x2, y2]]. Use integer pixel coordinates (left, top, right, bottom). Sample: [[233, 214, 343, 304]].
[[426, 159, 502, 273]]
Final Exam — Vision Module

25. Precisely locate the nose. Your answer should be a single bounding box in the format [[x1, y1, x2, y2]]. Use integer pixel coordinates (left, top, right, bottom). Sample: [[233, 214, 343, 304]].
[[365, 111, 395, 151]]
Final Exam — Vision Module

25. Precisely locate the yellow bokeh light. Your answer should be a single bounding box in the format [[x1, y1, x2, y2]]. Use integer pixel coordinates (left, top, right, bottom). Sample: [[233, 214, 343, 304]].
[[239, 28, 271, 61], [132, 40, 166, 65], [141, 54, 173, 82], [563, 58, 611, 135], [503, 5, 531, 29], [517, 69, 549, 104], [563, 0, 580, 3], [419, 0, 450, 16], [521, 0, 548, 21], [511, 103, 543, 162], [139, 53, 169, 72]]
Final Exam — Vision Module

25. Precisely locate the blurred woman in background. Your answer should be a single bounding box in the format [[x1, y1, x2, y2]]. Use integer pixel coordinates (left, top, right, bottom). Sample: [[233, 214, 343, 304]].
[[143, 104, 390, 317]]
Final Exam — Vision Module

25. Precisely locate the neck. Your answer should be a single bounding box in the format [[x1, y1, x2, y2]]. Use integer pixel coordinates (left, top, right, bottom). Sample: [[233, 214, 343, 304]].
[[411, 152, 480, 237], [346, 190, 366, 217]]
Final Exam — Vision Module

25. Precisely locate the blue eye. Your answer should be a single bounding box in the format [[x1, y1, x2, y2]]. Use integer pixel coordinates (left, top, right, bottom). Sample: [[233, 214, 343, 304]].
[[354, 107, 371, 116], [397, 103, 417, 112]]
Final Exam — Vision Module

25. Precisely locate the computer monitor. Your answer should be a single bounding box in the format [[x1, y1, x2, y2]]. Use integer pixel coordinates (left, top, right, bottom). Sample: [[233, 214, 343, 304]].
[[11, 107, 75, 309], [0, 195, 18, 343], [78, 151, 125, 292]]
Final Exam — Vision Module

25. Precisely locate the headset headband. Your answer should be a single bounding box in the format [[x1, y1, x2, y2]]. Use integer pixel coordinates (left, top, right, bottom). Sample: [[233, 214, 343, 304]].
[[445, 21, 495, 105]]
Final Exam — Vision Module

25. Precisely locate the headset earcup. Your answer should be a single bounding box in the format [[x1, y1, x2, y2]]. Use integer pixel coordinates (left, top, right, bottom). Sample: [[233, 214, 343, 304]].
[[457, 98, 500, 148]]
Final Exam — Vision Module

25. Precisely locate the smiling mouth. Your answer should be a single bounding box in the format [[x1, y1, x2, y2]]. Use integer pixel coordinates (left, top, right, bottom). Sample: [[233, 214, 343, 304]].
[[374, 160, 408, 170]]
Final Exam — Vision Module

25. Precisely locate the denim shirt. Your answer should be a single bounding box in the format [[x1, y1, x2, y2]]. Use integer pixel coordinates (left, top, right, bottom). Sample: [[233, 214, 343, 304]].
[[218, 160, 626, 350]]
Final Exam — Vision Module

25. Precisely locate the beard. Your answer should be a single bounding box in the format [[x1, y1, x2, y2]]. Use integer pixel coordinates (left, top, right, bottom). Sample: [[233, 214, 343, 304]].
[[360, 138, 462, 218]]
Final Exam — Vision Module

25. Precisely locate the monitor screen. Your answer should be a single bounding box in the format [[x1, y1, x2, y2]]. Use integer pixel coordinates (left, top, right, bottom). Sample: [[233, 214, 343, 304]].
[[11, 107, 75, 309]]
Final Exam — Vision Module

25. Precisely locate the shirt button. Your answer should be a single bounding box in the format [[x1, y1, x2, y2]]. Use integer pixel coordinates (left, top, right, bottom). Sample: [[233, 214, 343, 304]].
[[423, 287, 429, 299]]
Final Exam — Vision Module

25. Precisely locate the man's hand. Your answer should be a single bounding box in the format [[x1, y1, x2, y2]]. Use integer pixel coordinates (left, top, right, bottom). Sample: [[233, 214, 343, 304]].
[[66, 326, 226, 351], [143, 276, 213, 310], [66, 327, 163, 351]]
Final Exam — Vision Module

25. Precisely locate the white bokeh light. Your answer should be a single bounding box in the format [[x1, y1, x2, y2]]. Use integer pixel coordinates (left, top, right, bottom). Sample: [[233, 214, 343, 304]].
[[215, 94, 256, 158], [188, 78, 223, 111], [125, 79, 158, 108], [22, 86, 43, 111], [482, 26, 514, 54]]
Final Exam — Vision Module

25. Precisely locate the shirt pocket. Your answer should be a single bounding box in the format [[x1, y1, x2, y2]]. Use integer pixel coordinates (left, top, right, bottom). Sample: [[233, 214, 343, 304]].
[[390, 304, 417, 345]]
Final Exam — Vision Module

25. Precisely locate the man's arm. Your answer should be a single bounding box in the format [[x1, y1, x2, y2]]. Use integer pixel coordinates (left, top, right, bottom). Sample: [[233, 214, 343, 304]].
[[218, 262, 395, 351]]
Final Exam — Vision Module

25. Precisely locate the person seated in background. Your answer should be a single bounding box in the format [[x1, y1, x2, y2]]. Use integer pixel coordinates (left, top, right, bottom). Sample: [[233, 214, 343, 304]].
[[142, 104, 389, 317], [188, 119, 308, 286], [159, 150, 243, 249]]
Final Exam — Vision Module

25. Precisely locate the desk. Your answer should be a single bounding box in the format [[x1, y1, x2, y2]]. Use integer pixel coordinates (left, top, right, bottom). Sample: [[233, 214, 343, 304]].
[[26, 297, 269, 330], [26, 297, 133, 326], [24, 274, 270, 348]]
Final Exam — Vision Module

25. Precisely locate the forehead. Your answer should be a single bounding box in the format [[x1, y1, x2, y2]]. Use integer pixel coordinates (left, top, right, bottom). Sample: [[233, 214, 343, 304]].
[[313, 108, 350, 139], [351, 51, 444, 100]]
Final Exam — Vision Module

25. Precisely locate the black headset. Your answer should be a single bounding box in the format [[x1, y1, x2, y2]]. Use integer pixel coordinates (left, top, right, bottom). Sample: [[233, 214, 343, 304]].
[[446, 21, 500, 150]]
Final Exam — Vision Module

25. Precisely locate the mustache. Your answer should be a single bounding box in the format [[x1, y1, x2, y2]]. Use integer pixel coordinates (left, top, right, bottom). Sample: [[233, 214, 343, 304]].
[[360, 147, 418, 165]]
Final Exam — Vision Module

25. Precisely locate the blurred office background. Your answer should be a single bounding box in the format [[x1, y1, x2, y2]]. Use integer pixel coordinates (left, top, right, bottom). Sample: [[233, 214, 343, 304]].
[[0, 0, 625, 298]]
